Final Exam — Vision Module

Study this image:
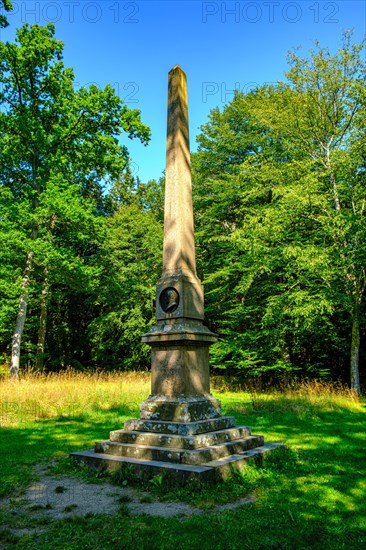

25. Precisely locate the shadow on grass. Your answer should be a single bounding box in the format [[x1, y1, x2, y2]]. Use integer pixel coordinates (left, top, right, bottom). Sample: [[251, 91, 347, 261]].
[[0, 403, 140, 497], [224, 399, 366, 540], [1, 397, 365, 549]]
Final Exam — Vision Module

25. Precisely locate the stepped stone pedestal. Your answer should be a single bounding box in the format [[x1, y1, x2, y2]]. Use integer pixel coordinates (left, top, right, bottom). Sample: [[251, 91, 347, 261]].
[[71, 66, 282, 482], [72, 416, 282, 482]]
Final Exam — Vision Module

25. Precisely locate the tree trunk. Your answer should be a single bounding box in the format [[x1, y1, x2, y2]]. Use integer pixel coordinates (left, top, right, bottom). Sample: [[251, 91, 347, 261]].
[[35, 275, 49, 371], [350, 301, 361, 395], [325, 147, 341, 212], [10, 250, 34, 378], [330, 171, 341, 211]]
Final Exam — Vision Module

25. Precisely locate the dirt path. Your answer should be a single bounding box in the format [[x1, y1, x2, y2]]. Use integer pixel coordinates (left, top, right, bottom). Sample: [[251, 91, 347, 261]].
[[0, 463, 255, 540]]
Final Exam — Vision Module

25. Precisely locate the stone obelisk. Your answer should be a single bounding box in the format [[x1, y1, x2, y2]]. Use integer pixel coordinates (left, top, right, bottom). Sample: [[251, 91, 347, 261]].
[[71, 66, 282, 481], [141, 65, 221, 421]]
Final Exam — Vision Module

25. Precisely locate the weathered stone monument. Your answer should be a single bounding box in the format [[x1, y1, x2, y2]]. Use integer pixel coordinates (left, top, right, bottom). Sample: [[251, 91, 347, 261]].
[[72, 65, 281, 481]]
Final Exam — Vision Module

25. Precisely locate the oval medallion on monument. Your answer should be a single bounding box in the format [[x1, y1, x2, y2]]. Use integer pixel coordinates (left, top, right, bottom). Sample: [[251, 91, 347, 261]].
[[159, 287, 180, 313]]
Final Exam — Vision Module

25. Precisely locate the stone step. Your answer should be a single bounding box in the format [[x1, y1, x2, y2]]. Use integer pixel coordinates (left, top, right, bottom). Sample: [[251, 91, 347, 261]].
[[70, 450, 215, 482], [71, 442, 285, 482], [123, 416, 236, 435], [203, 442, 285, 476], [109, 426, 252, 449], [94, 435, 264, 465]]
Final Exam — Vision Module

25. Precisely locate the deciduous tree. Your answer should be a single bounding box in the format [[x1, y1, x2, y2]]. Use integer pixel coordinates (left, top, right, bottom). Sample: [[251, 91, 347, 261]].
[[193, 32, 365, 391], [0, 23, 150, 376]]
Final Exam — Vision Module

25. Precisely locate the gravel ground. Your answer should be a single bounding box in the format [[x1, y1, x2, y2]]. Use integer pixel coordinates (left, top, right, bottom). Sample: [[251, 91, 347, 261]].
[[0, 463, 255, 540]]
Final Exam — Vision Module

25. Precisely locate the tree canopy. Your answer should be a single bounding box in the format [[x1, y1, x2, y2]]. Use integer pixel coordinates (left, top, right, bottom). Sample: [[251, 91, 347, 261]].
[[0, 23, 150, 376], [0, 25, 364, 393], [192, 31, 365, 392]]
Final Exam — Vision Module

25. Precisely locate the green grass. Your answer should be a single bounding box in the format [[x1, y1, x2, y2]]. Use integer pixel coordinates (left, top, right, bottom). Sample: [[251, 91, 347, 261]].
[[0, 372, 365, 549]]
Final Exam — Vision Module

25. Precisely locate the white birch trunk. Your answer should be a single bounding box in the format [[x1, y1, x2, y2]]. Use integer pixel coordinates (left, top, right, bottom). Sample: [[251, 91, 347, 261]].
[[9, 251, 34, 378]]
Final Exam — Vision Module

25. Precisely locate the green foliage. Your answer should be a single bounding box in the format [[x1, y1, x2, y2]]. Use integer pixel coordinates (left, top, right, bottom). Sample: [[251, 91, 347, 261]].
[[0, 0, 12, 28], [0, 26, 364, 383], [0, 23, 150, 370], [193, 31, 366, 386], [87, 204, 163, 369], [111, 464, 138, 486], [149, 472, 166, 489], [0, 374, 365, 549]]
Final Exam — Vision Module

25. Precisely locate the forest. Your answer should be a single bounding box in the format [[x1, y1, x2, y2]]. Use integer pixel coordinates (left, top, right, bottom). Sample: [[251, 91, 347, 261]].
[[0, 21, 365, 393]]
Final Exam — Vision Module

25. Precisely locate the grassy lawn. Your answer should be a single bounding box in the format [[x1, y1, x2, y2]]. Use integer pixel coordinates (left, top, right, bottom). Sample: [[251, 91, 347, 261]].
[[0, 372, 365, 549]]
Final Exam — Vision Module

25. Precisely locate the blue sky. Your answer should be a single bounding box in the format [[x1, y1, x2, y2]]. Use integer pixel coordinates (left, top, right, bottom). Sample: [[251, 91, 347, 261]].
[[1, 0, 365, 183]]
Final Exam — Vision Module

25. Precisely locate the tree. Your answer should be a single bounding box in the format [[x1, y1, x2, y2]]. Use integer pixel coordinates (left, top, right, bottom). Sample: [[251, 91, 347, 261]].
[[87, 204, 163, 370], [105, 170, 165, 221], [0, 23, 150, 376], [192, 32, 365, 391], [252, 31, 366, 392], [0, 0, 12, 28]]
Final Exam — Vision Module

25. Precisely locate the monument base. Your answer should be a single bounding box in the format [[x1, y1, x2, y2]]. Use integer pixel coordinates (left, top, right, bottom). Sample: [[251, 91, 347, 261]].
[[71, 408, 283, 482], [139, 394, 221, 422]]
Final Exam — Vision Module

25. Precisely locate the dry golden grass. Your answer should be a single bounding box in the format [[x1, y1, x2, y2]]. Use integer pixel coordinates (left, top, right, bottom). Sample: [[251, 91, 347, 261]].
[[247, 380, 361, 419], [1, 370, 361, 429], [0, 369, 150, 427], [211, 377, 361, 420]]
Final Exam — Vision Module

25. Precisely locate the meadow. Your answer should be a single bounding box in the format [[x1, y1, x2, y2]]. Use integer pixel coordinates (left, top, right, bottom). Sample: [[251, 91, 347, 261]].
[[0, 371, 365, 549]]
